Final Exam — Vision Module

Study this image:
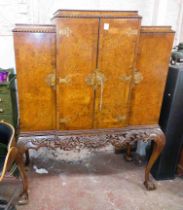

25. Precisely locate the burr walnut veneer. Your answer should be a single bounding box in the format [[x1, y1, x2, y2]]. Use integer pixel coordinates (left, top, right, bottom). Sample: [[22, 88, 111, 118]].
[[13, 24, 56, 131], [13, 10, 175, 191]]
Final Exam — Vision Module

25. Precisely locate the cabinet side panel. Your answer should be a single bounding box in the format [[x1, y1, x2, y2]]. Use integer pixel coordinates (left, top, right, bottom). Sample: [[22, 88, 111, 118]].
[[13, 32, 56, 131], [130, 31, 174, 125], [56, 18, 98, 130], [95, 18, 141, 128]]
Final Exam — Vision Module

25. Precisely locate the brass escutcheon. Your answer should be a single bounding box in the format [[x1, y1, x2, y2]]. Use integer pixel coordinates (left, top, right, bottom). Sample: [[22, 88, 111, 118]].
[[116, 115, 127, 122], [46, 73, 56, 88], [119, 75, 132, 82], [134, 69, 143, 85], [59, 118, 69, 124], [85, 72, 96, 87]]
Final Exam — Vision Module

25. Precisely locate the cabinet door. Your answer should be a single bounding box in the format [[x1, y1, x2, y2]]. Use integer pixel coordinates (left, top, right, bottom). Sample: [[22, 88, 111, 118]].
[[56, 18, 98, 130], [129, 28, 174, 125], [14, 31, 56, 131], [95, 18, 141, 128]]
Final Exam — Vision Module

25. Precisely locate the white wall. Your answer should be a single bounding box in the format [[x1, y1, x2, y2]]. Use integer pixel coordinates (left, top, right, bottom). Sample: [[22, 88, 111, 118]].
[[0, 36, 15, 68], [0, 0, 182, 68]]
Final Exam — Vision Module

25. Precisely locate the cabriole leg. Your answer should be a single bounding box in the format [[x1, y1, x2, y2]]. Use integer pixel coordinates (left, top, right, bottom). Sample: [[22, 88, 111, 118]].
[[15, 152, 29, 205], [124, 143, 133, 161], [144, 130, 165, 190]]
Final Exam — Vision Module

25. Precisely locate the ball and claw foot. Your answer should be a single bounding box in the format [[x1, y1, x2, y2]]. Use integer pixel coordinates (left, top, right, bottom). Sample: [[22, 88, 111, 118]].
[[17, 193, 28, 205], [124, 154, 133, 162], [144, 180, 156, 191]]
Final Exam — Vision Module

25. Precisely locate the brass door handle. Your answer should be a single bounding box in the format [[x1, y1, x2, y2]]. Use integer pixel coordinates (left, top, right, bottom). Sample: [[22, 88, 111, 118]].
[[85, 69, 106, 89], [95, 69, 106, 86], [85, 69, 106, 111], [59, 75, 71, 84]]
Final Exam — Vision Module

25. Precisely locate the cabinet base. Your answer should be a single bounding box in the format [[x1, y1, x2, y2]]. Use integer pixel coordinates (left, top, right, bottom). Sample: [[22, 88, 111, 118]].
[[17, 125, 165, 191]]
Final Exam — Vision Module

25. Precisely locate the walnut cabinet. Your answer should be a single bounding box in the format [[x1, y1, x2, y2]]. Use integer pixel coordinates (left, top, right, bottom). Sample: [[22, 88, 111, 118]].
[[13, 10, 175, 191], [13, 11, 174, 132]]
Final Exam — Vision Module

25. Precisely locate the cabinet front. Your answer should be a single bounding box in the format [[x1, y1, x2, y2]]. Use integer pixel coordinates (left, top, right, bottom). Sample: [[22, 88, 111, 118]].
[[14, 30, 56, 131], [56, 18, 98, 130], [95, 18, 141, 128]]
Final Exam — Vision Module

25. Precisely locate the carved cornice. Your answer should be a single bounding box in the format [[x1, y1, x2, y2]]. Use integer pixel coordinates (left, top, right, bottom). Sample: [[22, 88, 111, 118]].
[[52, 9, 141, 20], [12, 24, 56, 33]]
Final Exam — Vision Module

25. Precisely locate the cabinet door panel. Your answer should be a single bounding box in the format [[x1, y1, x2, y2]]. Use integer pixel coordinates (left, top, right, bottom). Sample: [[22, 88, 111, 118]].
[[56, 18, 98, 130], [14, 32, 56, 131], [130, 29, 174, 125], [95, 18, 141, 128]]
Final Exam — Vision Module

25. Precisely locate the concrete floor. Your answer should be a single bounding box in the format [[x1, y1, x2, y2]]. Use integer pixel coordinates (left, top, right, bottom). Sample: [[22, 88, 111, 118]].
[[17, 146, 183, 210], [0, 179, 22, 208]]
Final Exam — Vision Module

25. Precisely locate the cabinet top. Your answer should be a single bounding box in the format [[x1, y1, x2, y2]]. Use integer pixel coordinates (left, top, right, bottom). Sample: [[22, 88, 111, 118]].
[[12, 24, 56, 33], [52, 9, 141, 19]]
